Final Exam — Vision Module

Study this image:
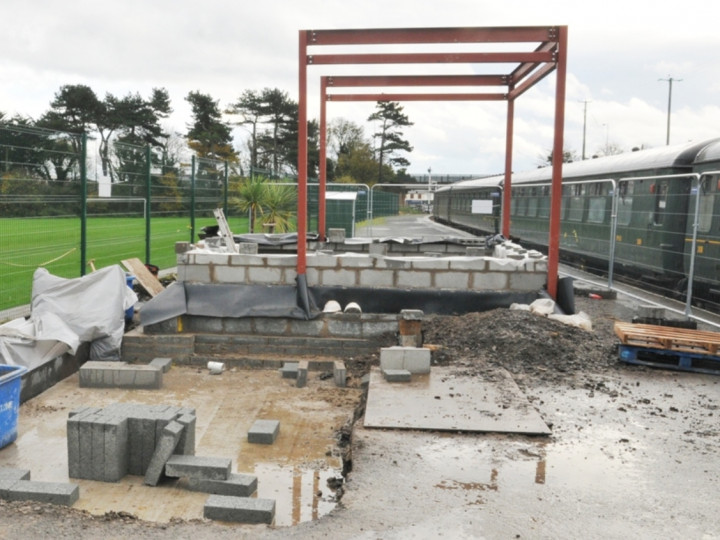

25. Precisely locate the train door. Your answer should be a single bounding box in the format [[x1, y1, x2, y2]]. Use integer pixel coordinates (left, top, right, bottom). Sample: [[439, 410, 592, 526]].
[[648, 178, 689, 279]]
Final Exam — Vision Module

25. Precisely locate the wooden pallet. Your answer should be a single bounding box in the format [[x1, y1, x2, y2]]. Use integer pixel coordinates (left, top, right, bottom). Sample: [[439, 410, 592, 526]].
[[618, 345, 720, 376], [614, 321, 720, 356]]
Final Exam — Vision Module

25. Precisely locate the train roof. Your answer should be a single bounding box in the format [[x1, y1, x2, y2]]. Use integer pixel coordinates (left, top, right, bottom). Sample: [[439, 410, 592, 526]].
[[693, 139, 720, 165], [438, 137, 720, 192]]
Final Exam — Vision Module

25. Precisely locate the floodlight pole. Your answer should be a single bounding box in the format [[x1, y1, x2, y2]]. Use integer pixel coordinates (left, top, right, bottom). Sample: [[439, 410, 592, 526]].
[[660, 76, 682, 146]]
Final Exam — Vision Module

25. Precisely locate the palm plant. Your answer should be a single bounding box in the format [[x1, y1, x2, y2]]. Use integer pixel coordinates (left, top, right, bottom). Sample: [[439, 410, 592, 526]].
[[231, 175, 268, 233], [260, 182, 297, 233]]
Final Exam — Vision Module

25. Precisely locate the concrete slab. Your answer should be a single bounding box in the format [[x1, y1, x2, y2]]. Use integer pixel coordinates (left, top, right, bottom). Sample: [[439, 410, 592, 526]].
[[203, 494, 275, 524], [363, 367, 551, 435], [144, 421, 184, 486], [186, 473, 257, 497], [2, 367, 356, 526], [383, 369, 411, 382], [5, 480, 79, 506], [164, 455, 231, 481]]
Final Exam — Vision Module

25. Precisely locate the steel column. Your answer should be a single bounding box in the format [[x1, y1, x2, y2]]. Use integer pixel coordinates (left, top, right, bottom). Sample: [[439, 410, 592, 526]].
[[547, 26, 568, 299], [297, 31, 308, 275], [502, 95, 514, 238], [319, 77, 328, 240]]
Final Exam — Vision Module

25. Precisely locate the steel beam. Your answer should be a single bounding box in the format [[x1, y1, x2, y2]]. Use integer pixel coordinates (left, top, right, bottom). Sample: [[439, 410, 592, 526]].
[[308, 51, 553, 65]]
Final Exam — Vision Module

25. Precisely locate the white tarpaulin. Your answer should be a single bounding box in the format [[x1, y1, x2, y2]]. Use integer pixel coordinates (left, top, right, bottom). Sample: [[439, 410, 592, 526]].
[[0, 265, 137, 368]]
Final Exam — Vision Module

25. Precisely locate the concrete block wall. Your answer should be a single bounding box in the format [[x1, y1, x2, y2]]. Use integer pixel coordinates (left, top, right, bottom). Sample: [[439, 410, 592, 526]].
[[177, 240, 547, 293]]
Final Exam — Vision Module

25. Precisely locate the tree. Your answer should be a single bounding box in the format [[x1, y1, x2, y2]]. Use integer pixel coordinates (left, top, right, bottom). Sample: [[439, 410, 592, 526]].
[[336, 141, 392, 186], [329, 118, 365, 158], [256, 88, 297, 177], [185, 91, 237, 165], [537, 148, 579, 167], [226, 89, 264, 174], [367, 101, 413, 183]]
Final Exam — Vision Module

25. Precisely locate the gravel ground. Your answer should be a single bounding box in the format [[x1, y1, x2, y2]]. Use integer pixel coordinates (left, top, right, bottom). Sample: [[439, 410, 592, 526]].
[[1, 294, 719, 539]]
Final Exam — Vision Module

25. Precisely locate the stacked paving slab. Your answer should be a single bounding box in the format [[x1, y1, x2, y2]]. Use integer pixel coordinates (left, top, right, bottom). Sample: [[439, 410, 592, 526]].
[[67, 403, 196, 482]]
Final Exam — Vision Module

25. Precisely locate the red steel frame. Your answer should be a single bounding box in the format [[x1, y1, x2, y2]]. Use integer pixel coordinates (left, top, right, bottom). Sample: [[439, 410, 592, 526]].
[[298, 26, 568, 298]]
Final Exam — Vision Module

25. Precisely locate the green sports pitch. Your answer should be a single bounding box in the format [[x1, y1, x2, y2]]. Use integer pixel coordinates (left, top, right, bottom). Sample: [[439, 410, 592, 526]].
[[0, 215, 249, 313]]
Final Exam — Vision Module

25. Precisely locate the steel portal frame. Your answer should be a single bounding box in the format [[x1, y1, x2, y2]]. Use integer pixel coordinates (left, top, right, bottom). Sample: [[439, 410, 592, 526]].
[[298, 26, 568, 298]]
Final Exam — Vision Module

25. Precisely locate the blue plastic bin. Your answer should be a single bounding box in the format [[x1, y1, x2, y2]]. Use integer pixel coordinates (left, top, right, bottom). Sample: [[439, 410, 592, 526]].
[[0, 364, 27, 449]]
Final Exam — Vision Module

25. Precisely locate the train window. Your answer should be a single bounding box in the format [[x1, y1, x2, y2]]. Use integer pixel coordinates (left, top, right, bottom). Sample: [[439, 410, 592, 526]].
[[519, 188, 529, 216], [511, 189, 518, 215], [653, 181, 669, 225], [567, 196, 584, 221], [527, 189, 538, 217], [617, 181, 633, 226], [538, 186, 550, 218], [698, 178, 714, 233], [588, 198, 605, 223]]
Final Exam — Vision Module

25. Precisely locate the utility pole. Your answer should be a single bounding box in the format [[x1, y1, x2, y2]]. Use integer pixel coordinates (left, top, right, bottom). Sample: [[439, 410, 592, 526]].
[[579, 100, 591, 160], [659, 76, 682, 145]]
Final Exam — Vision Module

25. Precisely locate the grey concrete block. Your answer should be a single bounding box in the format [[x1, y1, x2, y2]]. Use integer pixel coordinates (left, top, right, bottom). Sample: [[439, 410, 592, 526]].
[[144, 421, 185, 486], [383, 369, 412, 382], [102, 416, 129, 482], [0, 468, 31, 499], [66, 407, 101, 479], [327, 228, 345, 243], [187, 473, 257, 497], [79, 361, 162, 390], [248, 420, 280, 445], [280, 362, 298, 379], [379, 347, 405, 371], [150, 357, 173, 372], [6, 480, 79, 506], [204, 495, 275, 524], [333, 360, 347, 388], [296, 360, 308, 388], [175, 414, 196, 456], [164, 455, 231, 481], [399, 309, 424, 321]]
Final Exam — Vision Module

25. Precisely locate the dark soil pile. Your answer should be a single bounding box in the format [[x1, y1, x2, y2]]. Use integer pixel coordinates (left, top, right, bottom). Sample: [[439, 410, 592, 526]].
[[422, 303, 621, 385]]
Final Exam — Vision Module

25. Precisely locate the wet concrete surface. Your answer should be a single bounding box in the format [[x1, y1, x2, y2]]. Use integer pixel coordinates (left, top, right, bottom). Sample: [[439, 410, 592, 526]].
[[0, 367, 359, 526]]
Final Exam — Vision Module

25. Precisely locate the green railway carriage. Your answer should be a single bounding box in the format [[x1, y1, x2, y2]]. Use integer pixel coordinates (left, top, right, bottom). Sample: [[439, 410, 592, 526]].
[[433, 138, 720, 291], [687, 140, 720, 297]]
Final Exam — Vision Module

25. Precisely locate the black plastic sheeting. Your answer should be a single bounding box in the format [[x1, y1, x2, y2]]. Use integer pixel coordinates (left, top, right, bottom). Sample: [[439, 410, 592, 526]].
[[308, 286, 544, 316], [140, 279, 547, 327]]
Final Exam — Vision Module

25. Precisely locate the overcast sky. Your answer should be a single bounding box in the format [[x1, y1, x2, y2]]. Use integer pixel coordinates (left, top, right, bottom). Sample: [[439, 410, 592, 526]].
[[2, 0, 719, 176]]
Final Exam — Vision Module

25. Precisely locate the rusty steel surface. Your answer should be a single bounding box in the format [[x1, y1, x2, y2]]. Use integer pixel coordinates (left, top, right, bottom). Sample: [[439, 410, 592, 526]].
[[298, 25, 567, 298]]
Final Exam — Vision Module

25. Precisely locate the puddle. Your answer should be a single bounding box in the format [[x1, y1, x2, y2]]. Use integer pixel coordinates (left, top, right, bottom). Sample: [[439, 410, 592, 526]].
[[253, 462, 343, 526]]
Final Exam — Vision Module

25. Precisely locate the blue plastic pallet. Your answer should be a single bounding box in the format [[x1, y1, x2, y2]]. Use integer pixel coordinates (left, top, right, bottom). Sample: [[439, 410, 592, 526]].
[[619, 344, 720, 376]]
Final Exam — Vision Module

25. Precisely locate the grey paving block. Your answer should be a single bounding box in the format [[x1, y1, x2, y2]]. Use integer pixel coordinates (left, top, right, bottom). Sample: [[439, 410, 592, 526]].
[[296, 360, 308, 388], [383, 369, 412, 382], [67, 408, 102, 480], [187, 473, 257, 497], [79, 361, 162, 389], [203, 495, 275, 524], [0, 468, 31, 499], [175, 414, 196, 456], [248, 420, 280, 445], [333, 360, 347, 388], [280, 362, 298, 379], [164, 455, 231, 481], [6, 480, 79, 506], [149, 357, 173, 372], [102, 416, 129, 482], [144, 421, 185, 486]]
